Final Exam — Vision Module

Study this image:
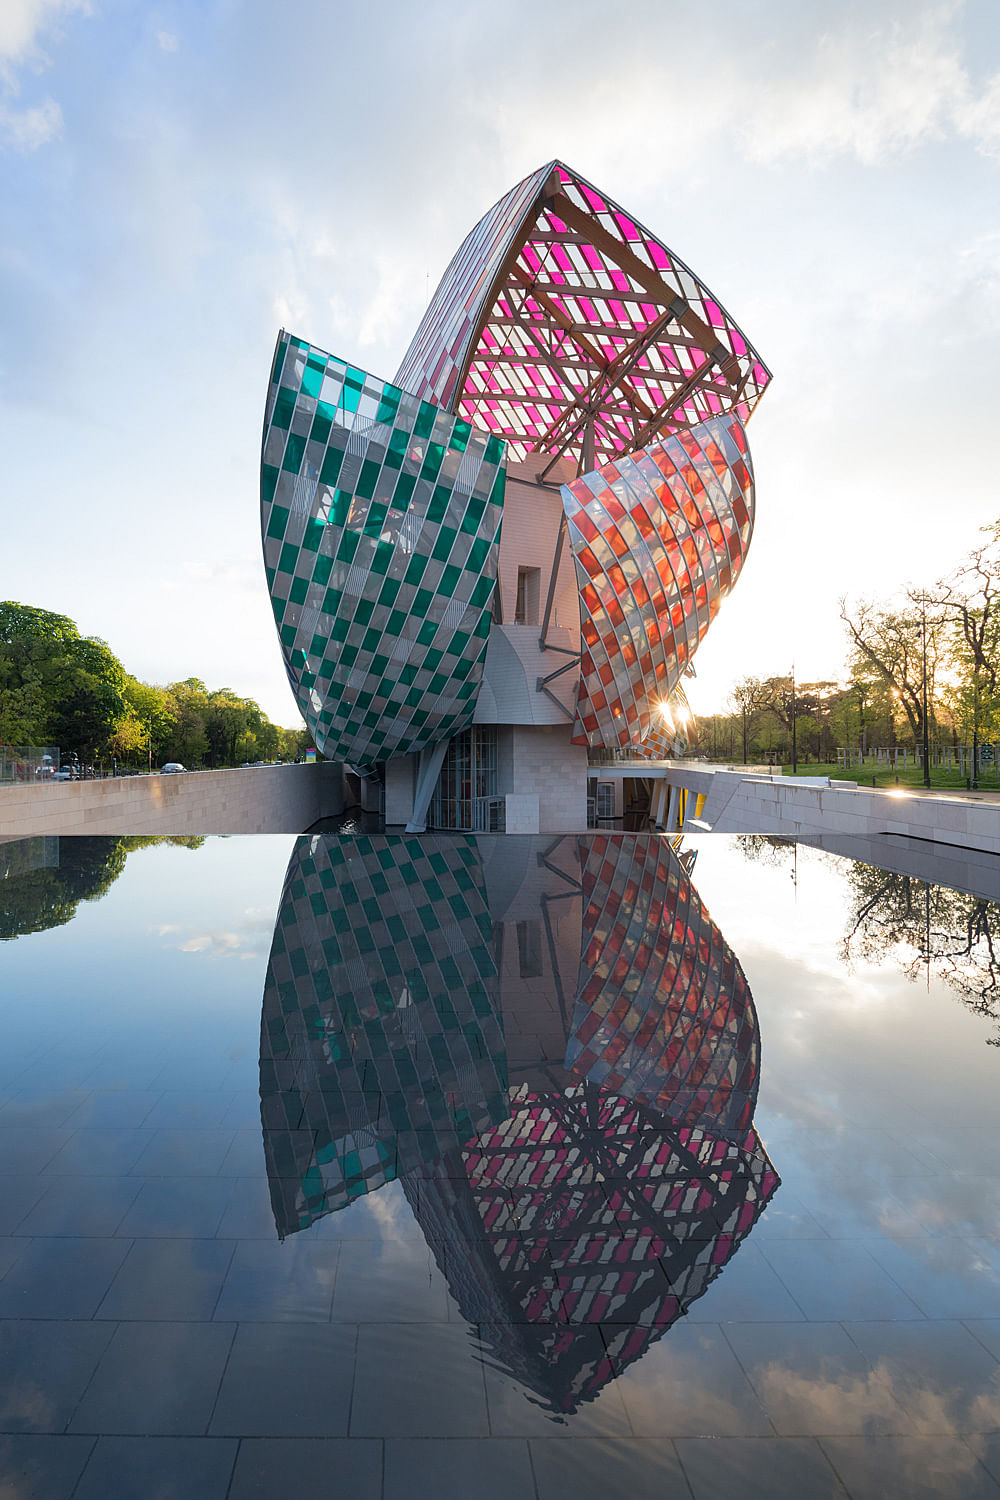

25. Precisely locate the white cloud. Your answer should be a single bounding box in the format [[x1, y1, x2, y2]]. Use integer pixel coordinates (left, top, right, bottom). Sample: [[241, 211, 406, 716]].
[[156, 30, 178, 52], [0, 0, 87, 151], [0, 0, 88, 69], [0, 94, 60, 148]]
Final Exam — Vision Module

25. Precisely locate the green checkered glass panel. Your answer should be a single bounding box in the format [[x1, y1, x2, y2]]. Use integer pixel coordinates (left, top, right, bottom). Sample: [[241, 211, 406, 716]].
[[259, 833, 508, 1237], [262, 333, 506, 768]]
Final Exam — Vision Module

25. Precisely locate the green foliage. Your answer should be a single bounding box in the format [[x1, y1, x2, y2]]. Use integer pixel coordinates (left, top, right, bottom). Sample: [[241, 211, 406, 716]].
[[0, 835, 204, 941], [0, 601, 311, 768], [0, 602, 129, 756]]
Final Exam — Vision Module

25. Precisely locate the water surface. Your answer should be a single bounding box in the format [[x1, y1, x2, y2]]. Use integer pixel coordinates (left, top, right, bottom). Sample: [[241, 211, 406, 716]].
[[1, 831, 999, 1499]]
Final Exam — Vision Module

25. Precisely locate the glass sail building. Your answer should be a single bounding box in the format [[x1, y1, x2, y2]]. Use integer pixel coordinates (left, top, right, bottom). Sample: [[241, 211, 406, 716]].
[[261, 162, 771, 831], [259, 832, 778, 1413]]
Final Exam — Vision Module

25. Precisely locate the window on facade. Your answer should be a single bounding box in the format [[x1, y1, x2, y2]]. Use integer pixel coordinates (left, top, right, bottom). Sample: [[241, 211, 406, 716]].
[[596, 782, 615, 819], [428, 726, 500, 831], [514, 566, 540, 626]]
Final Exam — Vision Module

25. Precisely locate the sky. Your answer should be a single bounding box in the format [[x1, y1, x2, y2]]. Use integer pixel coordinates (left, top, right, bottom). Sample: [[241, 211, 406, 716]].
[[2, 0, 999, 725]]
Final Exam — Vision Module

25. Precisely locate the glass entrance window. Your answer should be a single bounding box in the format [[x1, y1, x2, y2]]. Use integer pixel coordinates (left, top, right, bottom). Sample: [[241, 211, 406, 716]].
[[429, 726, 500, 830]]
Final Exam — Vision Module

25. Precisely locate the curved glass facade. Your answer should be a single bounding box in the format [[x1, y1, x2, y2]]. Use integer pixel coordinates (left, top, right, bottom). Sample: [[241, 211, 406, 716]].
[[262, 163, 771, 786], [396, 160, 771, 470], [259, 832, 778, 1410], [561, 413, 754, 749], [262, 334, 506, 768]]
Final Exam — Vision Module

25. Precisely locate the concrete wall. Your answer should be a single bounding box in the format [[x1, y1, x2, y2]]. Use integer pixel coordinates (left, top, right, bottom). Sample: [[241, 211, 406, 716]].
[[495, 454, 579, 635], [681, 766, 1000, 857], [0, 763, 344, 838], [503, 724, 588, 834], [384, 755, 415, 825]]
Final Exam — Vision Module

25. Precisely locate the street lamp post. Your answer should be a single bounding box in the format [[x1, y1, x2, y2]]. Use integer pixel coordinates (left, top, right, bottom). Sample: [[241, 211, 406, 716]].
[[920, 597, 931, 790], [790, 663, 798, 776], [972, 667, 980, 791]]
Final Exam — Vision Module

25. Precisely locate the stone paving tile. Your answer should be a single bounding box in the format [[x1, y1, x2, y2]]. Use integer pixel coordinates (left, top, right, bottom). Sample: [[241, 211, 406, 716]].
[[386, 1436, 535, 1500], [0, 1237, 131, 1319], [842, 1320, 1000, 1434], [72, 1435, 237, 1500], [819, 1434, 1000, 1499], [684, 1246, 807, 1322], [0, 1127, 72, 1175], [96, 1238, 236, 1320], [218, 1129, 266, 1176], [209, 1323, 356, 1436], [351, 1324, 490, 1437], [0, 1433, 96, 1498], [530, 1437, 690, 1500], [675, 1436, 847, 1498], [969, 1435, 1000, 1487], [722, 1322, 912, 1436], [303, 1181, 425, 1241], [139, 1092, 235, 1130], [214, 1178, 280, 1240], [228, 1437, 382, 1500], [17, 1176, 143, 1237], [0, 1239, 25, 1282], [0, 1091, 90, 1129], [67, 1322, 235, 1436], [677, 1428, 851, 1500], [744, 1194, 831, 1243], [0, 1321, 116, 1433], [330, 1239, 449, 1323], [41, 1127, 152, 1176], [861, 1238, 1000, 1320], [116, 1178, 234, 1238], [0, 1178, 47, 1234], [603, 1323, 772, 1438], [478, 1323, 631, 1438], [213, 1239, 339, 1322], [63, 1090, 162, 1129], [967, 1322, 1000, 1360], [129, 1128, 237, 1178], [759, 1239, 924, 1321]]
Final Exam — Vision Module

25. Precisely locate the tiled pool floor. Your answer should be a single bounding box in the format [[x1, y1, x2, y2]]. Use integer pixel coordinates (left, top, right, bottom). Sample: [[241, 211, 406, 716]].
[[1, 832, 999, 1497]]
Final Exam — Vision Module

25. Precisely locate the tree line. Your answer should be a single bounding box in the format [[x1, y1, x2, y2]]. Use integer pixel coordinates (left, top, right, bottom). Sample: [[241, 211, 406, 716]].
[[697, 521, 1000, 768], [0, 602, 311, 770]]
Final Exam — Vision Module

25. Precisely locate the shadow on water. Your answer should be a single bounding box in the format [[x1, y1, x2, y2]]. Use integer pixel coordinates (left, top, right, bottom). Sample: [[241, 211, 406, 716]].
[[258, 831, 779, 1415]]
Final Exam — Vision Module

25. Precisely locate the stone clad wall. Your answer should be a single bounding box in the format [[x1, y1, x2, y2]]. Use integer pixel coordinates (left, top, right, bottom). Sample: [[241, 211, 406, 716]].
[[683, 768, 1000, 854], [506, 725, 588, 833], [0, 763, 343, 838]]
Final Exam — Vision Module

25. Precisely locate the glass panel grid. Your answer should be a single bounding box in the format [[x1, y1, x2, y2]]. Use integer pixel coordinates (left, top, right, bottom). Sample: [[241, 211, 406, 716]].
[[561, 413, 754, 750], [261, 336, 507, 767]]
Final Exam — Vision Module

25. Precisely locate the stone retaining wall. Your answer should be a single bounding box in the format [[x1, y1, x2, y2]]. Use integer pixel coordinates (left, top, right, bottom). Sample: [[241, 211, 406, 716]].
[[680, 767, 1000, 857], [0, 763, 344, 838]]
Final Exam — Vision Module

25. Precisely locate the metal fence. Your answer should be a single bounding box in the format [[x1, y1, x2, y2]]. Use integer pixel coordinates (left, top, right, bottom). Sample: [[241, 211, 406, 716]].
[[0, 746, 59, 785]]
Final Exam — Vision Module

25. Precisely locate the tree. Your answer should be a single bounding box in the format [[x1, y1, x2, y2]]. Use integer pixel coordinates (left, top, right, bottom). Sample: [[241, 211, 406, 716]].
[[0, 664, 43, 746], [841, 867, 1000, 1047], [729, 677, 769, 764], [923, 523, 1000, 776], [0, 601, 129, 760], [0, 836, 204, 941], [162, 680, 210, 766], [839, 597, 943, 745], [924, 522, 1000, 696]]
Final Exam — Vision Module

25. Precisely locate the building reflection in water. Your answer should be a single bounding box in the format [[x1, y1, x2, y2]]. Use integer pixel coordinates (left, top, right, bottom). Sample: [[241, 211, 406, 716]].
[[259, 833, 778, 1414]]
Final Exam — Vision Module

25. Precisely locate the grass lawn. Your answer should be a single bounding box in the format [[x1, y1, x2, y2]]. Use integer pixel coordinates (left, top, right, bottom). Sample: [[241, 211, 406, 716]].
[[774, 760, 999, 792]]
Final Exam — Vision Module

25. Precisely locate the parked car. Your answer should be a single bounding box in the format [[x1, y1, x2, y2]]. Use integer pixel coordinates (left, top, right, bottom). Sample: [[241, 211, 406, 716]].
[[160, 763, 186, 774]]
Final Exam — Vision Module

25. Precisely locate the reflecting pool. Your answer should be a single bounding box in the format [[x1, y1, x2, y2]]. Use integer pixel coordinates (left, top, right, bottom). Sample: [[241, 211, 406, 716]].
[[1, 831, 999, 1499]]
